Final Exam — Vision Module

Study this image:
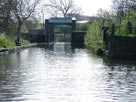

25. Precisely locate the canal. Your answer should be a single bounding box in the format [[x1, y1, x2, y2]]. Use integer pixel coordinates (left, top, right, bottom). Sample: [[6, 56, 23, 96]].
[[0, 43, 136, 102]]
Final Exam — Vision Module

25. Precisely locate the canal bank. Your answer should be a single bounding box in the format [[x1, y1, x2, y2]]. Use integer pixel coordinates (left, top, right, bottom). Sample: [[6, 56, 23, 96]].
[[0, 43, 48, 55]]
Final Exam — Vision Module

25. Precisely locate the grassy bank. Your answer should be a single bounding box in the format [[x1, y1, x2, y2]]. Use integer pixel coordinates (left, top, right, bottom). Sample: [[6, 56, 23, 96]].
[[0, 34, 30, 49]]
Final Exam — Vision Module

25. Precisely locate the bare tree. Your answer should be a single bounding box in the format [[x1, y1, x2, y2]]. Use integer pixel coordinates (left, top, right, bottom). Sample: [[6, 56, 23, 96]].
[[12, 0, 40, 35], [45, 0, 82, 17]]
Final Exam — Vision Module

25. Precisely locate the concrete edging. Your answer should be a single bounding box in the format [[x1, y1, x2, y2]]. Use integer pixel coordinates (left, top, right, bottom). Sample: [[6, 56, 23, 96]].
[[0, 43, 47, 55]]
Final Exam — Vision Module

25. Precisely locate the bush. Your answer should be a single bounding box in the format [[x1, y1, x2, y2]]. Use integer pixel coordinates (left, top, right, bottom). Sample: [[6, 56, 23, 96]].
[[0, 34, 30, 48], [20, 39, 30, 45], [0, 35, 14, 48], [77, 23, 90, 31], [114, 17, 136, 36], [85, 21, 103, 53]]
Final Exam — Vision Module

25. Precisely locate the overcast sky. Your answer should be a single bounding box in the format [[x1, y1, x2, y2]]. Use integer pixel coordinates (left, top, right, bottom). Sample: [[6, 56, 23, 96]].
[[39, 0, 112, 20], [74, 0, 112, 16]]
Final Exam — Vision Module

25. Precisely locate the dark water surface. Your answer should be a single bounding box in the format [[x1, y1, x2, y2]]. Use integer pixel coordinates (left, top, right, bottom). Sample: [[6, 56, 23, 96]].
[[0, 43, 136, 102]]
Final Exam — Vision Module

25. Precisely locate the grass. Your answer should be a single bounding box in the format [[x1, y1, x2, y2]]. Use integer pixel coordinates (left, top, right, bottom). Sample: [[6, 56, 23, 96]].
[[0, 34, 30, 49]]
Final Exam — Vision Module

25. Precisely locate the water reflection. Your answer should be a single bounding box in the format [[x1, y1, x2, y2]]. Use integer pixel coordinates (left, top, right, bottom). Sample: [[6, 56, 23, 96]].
[[0, 43, 136, 102]]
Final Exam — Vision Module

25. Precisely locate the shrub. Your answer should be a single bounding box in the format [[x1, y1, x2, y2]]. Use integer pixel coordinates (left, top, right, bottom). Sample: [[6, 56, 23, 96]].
[[0, 34, 30, 48], [77, 23, 90, 31], [85, 21, 103, 53], [0, 35, 14, 48], [20, 39, 30, 45]]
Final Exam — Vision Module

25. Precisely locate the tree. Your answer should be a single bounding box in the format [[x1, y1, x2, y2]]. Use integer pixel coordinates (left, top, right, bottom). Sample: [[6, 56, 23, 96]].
[[12, 0, 40, 35], [111, 0, 136, 24], [97, 9, 113, 27], [45, 0, 82, 17], [0, 0, 15, 34], [25, 17, 41, 30], [21, 16, 42, 33], [112, 0, 127, 24]]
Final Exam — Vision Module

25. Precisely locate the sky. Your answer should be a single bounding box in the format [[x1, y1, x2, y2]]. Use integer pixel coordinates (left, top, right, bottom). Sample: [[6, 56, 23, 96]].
[[74, 0, 112, 16], [39, 0, 112, 20]]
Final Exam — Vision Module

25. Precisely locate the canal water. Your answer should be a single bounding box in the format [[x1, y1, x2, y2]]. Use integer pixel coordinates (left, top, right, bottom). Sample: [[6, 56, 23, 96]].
[[0, 43, 136, 102]]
